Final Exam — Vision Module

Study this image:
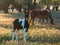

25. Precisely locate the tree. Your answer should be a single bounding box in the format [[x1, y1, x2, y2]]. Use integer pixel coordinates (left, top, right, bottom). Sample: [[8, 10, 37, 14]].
[[20, 0, 32, 10], [0, 0, 16, 13]]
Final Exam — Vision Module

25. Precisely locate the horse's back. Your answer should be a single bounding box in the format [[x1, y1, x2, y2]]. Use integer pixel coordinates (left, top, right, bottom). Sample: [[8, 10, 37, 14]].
[[13, 19, 23, 29], [30, 10, 50, 18], [30, 10, 49, 15]]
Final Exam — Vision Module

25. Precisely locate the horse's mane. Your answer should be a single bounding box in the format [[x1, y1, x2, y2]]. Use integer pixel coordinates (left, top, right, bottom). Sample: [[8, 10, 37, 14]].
[[30, 10, 49, 13]]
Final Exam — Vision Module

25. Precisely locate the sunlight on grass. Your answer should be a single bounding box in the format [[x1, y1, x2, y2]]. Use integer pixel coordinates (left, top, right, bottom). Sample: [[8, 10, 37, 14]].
[[0, 14, 60, 45], [0, 27, 60, 45]]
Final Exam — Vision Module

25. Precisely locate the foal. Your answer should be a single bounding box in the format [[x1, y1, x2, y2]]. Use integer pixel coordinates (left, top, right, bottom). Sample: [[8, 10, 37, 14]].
[[12, 11, 29, 42]]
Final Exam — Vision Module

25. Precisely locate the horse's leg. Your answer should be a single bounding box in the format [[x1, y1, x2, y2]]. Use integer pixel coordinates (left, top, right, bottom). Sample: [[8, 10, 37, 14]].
[[23, 28, 27, 42], [49, 15, 54, 25], [42, 18, 45, 24], [45, 18, 48, 24], [16, 30, 19, 42], [40, 18, 44, 24], [41, 19, 43, 24], [39, 18, 42, 25], [39, 18, 41, 23], [26, 28, 28, 32], [45, 18, 49, 29], [12, 30, 15, 41]]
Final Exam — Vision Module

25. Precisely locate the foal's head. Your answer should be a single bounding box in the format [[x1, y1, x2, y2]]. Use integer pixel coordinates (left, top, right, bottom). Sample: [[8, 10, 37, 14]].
[[24, 11, 29, 21], [24, 11, 32, 26]]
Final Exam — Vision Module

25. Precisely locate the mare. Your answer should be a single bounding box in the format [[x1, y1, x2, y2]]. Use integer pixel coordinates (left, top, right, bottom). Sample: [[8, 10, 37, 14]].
[[12, 11, 30, 42], [29, 10, 54, 26]]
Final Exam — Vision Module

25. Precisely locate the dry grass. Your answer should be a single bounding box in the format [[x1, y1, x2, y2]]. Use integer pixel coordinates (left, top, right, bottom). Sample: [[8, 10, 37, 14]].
[[0, 27, 60, 45], [0, 14, 60, 45]]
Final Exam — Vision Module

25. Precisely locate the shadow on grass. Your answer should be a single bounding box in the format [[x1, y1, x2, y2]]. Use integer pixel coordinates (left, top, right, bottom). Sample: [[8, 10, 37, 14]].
[[0, 34, 60, 44], [27, 36, 60, 44], [0, 36, 12, 43]]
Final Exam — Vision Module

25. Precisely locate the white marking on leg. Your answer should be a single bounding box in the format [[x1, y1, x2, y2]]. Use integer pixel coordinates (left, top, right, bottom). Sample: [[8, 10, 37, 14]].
[[12, 32, 14, 41], [23, 28, 27, 42], [16, 30, 19, 42]]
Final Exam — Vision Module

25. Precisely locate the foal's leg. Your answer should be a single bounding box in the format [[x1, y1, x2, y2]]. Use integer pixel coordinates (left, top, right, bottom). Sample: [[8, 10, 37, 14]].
[[16, 30, 19, 42], [23, 28, 27, 42], [12, 30, 15, 41]]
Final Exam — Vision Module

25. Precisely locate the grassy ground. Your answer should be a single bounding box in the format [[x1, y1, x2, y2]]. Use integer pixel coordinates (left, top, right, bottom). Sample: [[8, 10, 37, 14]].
[[0, 13, 60, 45], [0, 27, 60, 45]]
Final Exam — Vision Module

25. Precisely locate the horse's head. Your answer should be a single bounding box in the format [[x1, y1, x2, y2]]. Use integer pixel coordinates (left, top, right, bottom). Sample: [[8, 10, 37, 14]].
[[24, 11, 30, 21], [24, 10, 33, 26]]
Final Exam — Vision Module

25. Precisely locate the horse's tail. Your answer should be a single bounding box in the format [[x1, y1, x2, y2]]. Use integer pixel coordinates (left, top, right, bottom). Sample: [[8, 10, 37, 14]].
[[49, 13, 54, 25]]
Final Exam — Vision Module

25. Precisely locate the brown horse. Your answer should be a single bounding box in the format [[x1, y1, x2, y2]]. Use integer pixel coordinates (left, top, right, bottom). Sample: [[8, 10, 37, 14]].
[[29, 10, 54, 26]]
